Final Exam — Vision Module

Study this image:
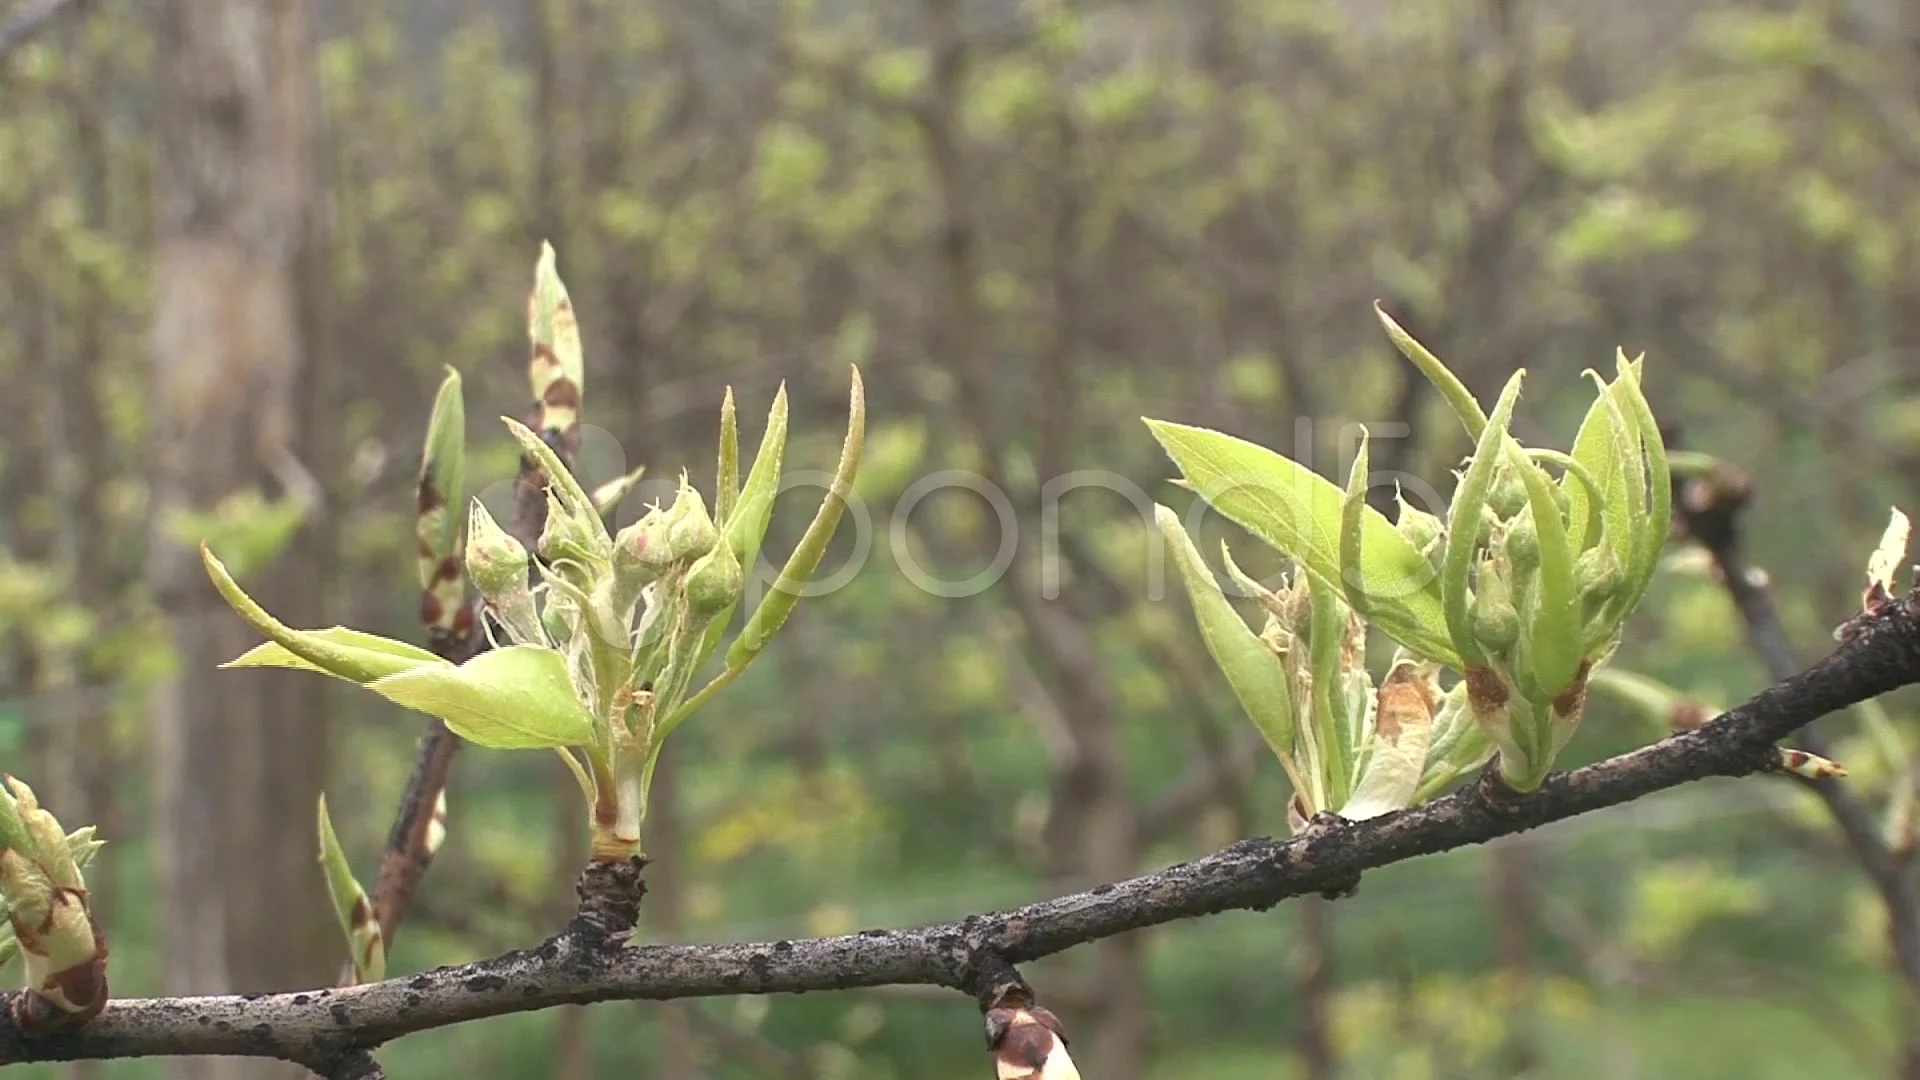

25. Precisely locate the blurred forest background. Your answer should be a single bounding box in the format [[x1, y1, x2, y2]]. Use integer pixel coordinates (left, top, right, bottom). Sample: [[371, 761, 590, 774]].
[[5, 0, 1920, 1077]]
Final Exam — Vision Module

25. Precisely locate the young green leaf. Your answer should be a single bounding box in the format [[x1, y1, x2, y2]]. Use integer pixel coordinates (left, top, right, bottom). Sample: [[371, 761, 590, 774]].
[[727, 368, 865, 668], [1440, 371, 1526, 667], [205, 545, 450, 684], [1506, 441, 1582, 693], [1374, 302, 1488, 440], [1612, 353, 1671, 608], [501, 416, 605, 547], [317, 794, 384, 984], [366, 645, 596, 750], [1339, 429, 1371, 618], [1565, 370, 1639, 573], [1156, 505, 1296, 764], [716, 387, 741, 525], [1143, 419, 1456, 666], [225, 628, 448, 681], [726, 384, 791, 570], [591, 466, 648, 518], [1306, 573, 1353, 804]]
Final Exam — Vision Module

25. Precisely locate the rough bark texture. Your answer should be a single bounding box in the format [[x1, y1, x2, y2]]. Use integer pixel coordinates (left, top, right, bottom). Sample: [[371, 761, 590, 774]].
[[147, 2, 334, 1078], [7, 586, 1919, 1075]]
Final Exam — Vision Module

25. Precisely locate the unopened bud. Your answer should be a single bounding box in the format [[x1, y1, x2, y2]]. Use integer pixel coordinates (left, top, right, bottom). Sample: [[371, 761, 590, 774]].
[[661, 480, 720, 564], [1503, 518, 1540, 573], [685, 537, 743, 617], [1471, 567, 1520, 651], [466, 501, 544, 645], [538, 491, 604, 566], [4, 778, 76, 888], [1487, 466, 1527, 520], [1394, 498, 1444, 553], [1576, 545, 1623, 602]]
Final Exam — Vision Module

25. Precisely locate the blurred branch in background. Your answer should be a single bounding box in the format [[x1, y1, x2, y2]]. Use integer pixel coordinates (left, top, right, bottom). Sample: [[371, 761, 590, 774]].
[[1672, 459, 1920, 1079]]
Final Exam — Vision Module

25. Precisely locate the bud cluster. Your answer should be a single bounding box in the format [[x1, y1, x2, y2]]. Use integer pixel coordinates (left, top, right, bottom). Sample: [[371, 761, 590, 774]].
[[203, 244, 865, 865], [1151, 306, 1672, 811], [0, 777, 107, 1032]]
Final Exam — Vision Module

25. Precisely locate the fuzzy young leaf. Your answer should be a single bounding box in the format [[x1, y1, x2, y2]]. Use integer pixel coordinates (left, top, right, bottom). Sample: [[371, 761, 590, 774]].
[[316, 794, 384, 984], [1867, 508, 1913, 605], [1613, 353, 1671, 608], [207, 546, 449, 684], [501, 417, 606, 549], [1506, 442, 1583, 693], [716, 387, 741, 525], [367, 645, 596, 750], [591, 467, 648, 518], [1374, 303, 1488, 440], [1156, 506, 1295, 763], [1339, 430, 1371, 617], [726, 369, 865, 668], [1441, 371, 1526, 667], [225, 628, 448, 682], [1144, 420, 1455, 665], [726, 384, 791, 570]]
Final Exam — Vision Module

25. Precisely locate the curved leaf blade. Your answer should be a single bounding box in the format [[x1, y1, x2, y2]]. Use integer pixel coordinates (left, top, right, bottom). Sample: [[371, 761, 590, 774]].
[[367, 645, 596, 750]]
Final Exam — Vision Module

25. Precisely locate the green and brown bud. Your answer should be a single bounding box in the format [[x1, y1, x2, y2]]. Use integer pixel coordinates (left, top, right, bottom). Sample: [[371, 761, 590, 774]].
[[416, 367, 469, 639], [987, 1005, 1081, 1080], [0, 779, 107, 1033]]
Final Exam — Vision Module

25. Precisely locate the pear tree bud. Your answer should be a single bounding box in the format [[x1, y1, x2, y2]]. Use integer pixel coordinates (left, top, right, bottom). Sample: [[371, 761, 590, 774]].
[[1503, 517, 1540, 573], [1576, 545, 1623, 603], [685, 536, 743, 617], [661, 481, 720, 565], [1394, 497, 1444, 554], [1487, 465, 1527, 520], [467, 501, 544, 645], [1471, 564, 1520, 651], [538, 490, 605, 567]]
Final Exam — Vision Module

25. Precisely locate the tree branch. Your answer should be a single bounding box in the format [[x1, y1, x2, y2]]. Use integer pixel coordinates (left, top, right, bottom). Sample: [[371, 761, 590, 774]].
[[6, 589, 1920, 1072]]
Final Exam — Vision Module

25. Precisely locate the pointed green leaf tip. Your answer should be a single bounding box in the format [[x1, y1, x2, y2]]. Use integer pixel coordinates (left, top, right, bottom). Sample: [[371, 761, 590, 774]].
[[1156, 505, 1295, 761], [317, 794, 384, 984], [1142, 418, 1456, 666], [1374, 302, 1488, 440], [727, 368, 864, 667], [716, 387, 741, 525], [1506, 440, 1582, 693], [205, 544, 449, 684], [1440, 371, 1525, 667], [366, 645, 596, 749], [417, 367, 467, 594]]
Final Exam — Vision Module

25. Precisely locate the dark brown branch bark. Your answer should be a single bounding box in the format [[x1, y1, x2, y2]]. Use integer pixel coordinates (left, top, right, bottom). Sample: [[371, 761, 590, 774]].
[[1674, 464, 1920, 1079], [7, 590, 1920, 1073]]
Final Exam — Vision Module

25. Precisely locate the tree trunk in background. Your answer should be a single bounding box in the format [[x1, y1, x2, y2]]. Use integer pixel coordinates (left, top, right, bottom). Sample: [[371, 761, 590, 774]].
[[1491, 838, 1541, 1077], [148, 3, 333, 1078]]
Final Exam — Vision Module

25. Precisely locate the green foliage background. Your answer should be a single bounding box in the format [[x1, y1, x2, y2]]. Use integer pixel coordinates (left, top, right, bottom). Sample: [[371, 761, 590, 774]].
[[5, 0, 1920, 1076]]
